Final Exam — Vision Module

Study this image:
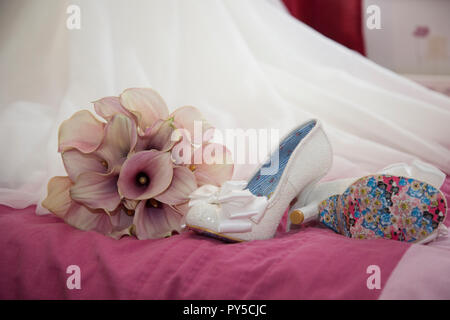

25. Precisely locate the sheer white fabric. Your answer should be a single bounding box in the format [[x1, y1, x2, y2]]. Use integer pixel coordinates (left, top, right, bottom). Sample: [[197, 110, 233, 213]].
[[0, 0, 449, 213]]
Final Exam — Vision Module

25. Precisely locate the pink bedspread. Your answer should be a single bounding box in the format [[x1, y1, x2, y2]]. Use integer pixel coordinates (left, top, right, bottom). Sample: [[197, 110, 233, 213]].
[[1, 178, 450, 299]]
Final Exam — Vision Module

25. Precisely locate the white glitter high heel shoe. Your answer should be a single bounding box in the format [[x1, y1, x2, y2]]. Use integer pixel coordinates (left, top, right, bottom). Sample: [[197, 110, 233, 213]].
[[185, 119, 333, 242]]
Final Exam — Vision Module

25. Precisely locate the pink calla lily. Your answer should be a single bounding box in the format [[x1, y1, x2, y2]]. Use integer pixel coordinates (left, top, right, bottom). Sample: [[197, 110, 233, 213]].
[[137, 118, 179, 152], [62, 149, 108, 182], [61, 113, 137, 182], [155, 166, 197, 205], [120, 88, 169, 132], [95, 113, 138, 170], [191, 143, 234, 186], [65, 202, 114, 235], [70, 170, 121, 212], [58, 110, 105, 153], [62, 114, 137, 208], [109, 205, 135, 238], [133, 199, 183, 239], [117, 150, 174, 200], [42, 176, 114, 235], [171, 106, 215, 143], [168, 202, 191, 217], [41, 176, 73, 218], [93, 96, 134, 122]]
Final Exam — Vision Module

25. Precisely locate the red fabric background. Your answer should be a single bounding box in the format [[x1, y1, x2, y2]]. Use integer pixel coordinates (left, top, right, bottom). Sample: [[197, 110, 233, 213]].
[[282, 0, 366, 55]]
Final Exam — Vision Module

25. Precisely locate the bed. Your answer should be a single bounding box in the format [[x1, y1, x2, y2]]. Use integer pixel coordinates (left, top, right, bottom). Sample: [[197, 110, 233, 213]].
[[1, 0, 450, 300], [1, 177, 449, 299]]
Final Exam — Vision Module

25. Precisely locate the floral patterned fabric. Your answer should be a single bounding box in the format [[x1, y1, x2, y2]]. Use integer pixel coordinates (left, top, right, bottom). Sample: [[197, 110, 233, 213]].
[[319, 175, 447, 242]]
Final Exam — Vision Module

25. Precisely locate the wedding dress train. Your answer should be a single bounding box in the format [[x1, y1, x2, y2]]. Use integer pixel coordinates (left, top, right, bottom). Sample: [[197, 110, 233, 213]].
[[0, 0, 449, 213]]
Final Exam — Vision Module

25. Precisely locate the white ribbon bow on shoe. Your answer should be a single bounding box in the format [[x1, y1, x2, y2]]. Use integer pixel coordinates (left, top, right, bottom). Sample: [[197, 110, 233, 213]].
[[188, 181, 268, 233]]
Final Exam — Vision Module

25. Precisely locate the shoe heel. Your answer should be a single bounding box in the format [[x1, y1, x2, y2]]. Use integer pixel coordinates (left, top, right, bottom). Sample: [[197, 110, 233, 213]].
[[286, 176, 330, 231], [288, 202, 319, 228], [287, 177, 359, 231]]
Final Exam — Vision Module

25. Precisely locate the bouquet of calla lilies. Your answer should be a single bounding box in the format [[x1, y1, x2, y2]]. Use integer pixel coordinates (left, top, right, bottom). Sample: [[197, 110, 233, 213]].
[[42, 88, 233, 239]]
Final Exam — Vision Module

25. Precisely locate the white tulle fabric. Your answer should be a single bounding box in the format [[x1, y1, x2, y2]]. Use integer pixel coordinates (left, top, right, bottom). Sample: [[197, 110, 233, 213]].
[[379, 160, 446, 190], [0, 0, 449, 213]]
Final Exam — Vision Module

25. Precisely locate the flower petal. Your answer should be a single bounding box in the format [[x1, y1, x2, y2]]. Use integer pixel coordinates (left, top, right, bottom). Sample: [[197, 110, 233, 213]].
[[170, 202, 191, 217], [171, 139, 194, 166], [109, 227, 132, 239], [110, 207, 134, 229], [109, 206, 134, 239], [123, 199, 139, 210], [135, 119, 162, 150], [171, 106, 214, 143], [41, 176, 72, 218], [164, 204, 187, 231], [95, 113, 137, 169], [62, 149, 107, 182], [120, 88, 169, 131], [138, 119, 178, 152], [117, 150, 173, 200], [193, 143, 234, 186], [155, 166, 197, 205], [65, 203, 113, 235], [133, 201, 182, 239], [58, 110, 105, 153], [93, 96, 133, 122], [70, 171, 121, 212]]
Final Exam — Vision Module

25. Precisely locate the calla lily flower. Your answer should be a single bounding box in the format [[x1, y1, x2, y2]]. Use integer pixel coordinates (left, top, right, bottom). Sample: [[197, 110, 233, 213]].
[[133, 199, 184, 239], [93, 96, 134, 122], [171, 106, 215, 143], [95, 113, 138, 170], [135, 105, 214, 153], [62, 113, 136, 182], [63, 113, 137, 212], [155, 166, 197, 205], [120, 88, 169, 132], [42, 176, 114, 236], [70, 170, 121, 212], [136, 118, 179, 152], [94, 89, 214, 150], [117, 150, 174, 200], [169, 202, 191, 217], [191, 143, 234, 186], [42, 176, 73, 218], [58, 110, 105, 153], [62, 149, 108, 182], [109, 204, 135, 239]]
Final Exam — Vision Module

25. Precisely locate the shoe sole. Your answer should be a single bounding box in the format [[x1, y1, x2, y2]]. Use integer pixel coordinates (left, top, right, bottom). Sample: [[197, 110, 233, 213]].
[[319, 175, 447, 242], [187, 224, 244, 243]]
